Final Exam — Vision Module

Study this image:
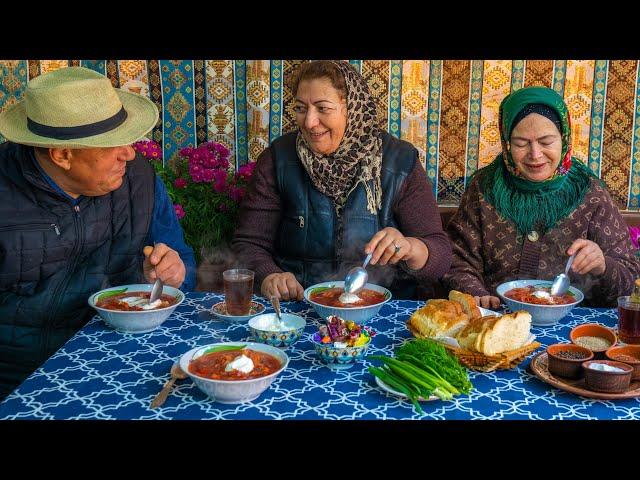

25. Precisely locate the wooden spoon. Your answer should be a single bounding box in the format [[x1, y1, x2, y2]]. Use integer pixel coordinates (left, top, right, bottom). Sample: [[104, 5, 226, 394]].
[[150, 363, 187, 409]]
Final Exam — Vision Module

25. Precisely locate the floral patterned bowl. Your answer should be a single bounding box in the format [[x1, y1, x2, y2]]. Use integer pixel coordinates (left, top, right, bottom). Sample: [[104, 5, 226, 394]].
[[248, 313, 306, 348], [313, 337, 371, 370]]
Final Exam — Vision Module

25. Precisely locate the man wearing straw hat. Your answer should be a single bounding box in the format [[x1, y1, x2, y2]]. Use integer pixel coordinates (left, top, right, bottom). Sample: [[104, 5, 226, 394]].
[[0, 66, 196, 399]]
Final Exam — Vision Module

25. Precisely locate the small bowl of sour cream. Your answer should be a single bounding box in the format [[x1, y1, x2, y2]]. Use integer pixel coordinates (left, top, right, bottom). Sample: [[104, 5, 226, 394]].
[[582, 360, 633, 393], [248, 313, 306, 348]]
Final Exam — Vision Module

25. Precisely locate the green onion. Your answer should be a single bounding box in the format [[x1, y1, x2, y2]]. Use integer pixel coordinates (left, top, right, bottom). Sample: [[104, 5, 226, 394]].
[[308, 286, 333, 295], [368, 338, 474, 413], [203, 344, 246, 355], [96, 288, 128, 301]]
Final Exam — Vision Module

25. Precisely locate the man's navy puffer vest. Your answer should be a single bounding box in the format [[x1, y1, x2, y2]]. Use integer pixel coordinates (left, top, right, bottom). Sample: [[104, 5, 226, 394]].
[[0, 142, 154, 397], [272, 132, 418, 298]]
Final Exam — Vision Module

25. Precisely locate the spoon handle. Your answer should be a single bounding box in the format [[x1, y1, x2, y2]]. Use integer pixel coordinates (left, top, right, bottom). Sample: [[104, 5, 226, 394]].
[[150, 377, 176, 409], [565, 253, 576, 275], [270, 295, 281, 319], [362, 253, 373, 269]]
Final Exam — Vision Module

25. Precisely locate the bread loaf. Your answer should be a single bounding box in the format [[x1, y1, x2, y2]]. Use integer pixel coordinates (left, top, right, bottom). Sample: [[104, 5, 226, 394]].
[[407, 299, 469, 338], [455, 311, 532, 355], [456, 316, 493, 352], [448, 290, 482, 320]]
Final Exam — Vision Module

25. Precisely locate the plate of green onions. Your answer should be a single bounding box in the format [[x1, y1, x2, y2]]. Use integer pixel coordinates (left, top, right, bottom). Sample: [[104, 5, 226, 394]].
[[368, 338, 473, 414]]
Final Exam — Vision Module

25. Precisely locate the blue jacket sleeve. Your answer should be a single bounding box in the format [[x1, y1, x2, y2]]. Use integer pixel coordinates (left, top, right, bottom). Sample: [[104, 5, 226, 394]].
[[145, 176, 197, 291]]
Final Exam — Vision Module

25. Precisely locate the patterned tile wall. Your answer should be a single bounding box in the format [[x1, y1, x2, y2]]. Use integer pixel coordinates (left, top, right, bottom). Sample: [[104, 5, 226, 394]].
[[1, 59, 639, 211]]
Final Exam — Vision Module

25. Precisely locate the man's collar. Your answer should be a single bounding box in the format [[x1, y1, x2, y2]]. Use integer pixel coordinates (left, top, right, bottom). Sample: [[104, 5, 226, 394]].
[[29, 147, 82, 204]]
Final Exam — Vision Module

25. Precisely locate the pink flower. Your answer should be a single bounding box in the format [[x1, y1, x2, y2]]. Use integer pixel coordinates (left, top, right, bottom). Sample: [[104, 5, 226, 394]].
[[133, 140, 163, 161], [174, 178, 187, 189], [174, 204, 186, 220], [212, 170, 228, 193], [201, 168, 215, 183], [179, 146, 194, 157], [189, 164, 204, 183], [236, 162, 256, 181]]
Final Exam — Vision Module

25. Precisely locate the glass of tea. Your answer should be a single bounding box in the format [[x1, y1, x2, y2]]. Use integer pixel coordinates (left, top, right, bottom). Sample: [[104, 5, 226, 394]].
[[617, 296, 640, 344], [223, 269, 254, 316]]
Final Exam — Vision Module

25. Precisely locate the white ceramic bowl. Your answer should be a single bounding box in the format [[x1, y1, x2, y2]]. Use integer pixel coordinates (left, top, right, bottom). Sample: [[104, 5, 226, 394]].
[[88, 283, 184, 333], [496, 279, 583, 326], [303, 281, 391, 324], [179, 342, 289, 404], [248, 313, 306, 348]]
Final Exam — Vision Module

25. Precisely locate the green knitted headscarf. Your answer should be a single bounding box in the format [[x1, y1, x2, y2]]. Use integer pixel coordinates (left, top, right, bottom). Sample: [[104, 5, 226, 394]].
[[479, 86, 599, 235]]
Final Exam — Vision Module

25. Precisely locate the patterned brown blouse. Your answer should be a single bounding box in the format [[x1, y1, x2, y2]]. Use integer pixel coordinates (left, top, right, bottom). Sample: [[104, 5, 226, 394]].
[[443, 176, 640, 307]]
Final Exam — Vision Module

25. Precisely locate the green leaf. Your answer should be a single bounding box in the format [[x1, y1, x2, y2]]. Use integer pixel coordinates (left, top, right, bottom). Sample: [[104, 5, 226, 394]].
[[96, 288, 128, 301], [308, 286, 334, 296], [203, 344, 246, 355]]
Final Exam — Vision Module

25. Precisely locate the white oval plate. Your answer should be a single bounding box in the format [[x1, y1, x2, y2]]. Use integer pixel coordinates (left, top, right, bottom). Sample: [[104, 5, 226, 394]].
[[375, 376, 438, 402]]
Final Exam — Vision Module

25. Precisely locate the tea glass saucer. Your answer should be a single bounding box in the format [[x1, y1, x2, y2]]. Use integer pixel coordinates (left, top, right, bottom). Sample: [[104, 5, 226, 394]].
[[210, 300, 266, 323]]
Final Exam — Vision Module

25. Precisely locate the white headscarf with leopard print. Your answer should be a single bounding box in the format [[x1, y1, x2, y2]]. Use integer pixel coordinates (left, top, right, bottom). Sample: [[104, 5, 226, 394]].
[[295, 60, 383, 218]]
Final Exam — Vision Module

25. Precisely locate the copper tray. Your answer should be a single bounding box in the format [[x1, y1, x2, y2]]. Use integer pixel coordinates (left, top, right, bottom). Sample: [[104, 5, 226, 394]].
[[529, 352, 640, 400]]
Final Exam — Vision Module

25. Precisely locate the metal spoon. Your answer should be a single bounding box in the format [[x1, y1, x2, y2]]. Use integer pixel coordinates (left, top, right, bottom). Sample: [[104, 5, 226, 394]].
[[270, 295, 284, 329], [343, 253, 373, 295], [149, 278, 164, 303], [150, 362, 187, 409], [550, 253, 576, 296], [144, 245, 164, 303]]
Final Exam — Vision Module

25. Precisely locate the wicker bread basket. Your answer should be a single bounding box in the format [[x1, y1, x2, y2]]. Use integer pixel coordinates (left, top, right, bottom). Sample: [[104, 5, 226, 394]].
[[407, 322, 541, 372]]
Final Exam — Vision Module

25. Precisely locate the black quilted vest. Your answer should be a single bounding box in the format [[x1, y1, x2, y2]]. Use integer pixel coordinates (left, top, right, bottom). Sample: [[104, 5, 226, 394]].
[[0, 142, 155, 397], [272, 132, 417, 298]]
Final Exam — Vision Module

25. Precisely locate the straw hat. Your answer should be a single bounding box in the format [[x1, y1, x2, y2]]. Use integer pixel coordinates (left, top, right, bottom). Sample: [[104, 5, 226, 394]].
[[0, 66, 159, 148]]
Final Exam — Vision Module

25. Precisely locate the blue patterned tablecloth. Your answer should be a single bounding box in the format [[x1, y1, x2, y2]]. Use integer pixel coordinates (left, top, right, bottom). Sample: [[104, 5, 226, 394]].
[[1, 293, 638, 420]]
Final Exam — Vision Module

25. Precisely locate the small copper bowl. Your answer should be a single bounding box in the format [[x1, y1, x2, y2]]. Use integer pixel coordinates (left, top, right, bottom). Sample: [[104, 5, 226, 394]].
[[570, 323, 617, 358], [582, 360, 633, 393], [605, 345, 640, 380], [546, 343, 594, 378]]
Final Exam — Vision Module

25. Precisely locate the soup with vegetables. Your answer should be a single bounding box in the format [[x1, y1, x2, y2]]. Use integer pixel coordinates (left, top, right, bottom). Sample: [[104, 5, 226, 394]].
[[189, 348, 281, 380], [95, 292, 177, 311], [310, 287, 387, 307], [504, 286, 574, 305]]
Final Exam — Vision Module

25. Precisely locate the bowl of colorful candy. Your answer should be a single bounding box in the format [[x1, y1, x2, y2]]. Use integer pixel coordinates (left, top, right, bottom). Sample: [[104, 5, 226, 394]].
[[312, 315, 375, 370]]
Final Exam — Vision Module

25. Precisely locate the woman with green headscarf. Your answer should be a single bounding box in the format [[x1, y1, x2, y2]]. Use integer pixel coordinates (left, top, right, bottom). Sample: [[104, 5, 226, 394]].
[[443, 86, 640, 308]]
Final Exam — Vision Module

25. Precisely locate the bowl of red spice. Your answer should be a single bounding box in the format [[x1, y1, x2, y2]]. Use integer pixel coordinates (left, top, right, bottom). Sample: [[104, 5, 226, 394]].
[[570, 323, 617, 358], [546, 343, 594, 378], [605, 345, 640, 380]]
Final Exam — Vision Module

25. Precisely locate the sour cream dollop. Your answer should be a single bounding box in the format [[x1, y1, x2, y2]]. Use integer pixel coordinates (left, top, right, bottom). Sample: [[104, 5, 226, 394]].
[[120, 296, 163, 310], [339, 292, 360, 304], [587, 362, 626, 373], [532, 290, 551, 300], [224, 354, 254, 374], [262, 319, 290, 331]]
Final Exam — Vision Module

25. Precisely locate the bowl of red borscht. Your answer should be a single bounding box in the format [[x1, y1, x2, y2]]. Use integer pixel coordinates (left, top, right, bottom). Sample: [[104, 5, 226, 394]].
[[303, 281, 391, 324], [88, 283, 184, 333], [496, 279, 583, 327], [179, 342, 289, 403]]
